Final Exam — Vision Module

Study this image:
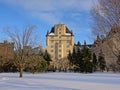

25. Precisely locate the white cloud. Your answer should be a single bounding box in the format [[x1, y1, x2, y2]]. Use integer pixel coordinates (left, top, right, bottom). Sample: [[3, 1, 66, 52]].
[[1, 0, 94, 25]]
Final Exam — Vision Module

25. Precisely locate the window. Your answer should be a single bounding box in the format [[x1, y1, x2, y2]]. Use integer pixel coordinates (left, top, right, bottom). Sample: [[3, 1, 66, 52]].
[[59, 36, 61, 38], [66, 45, 69, 48], [51, 50, 54, 52], [59, 40, 61, 43], [51, 41, 54, 43], [51, 45, 54, 48], [59, 54, 61, 58], [59, 49, 61, 52]]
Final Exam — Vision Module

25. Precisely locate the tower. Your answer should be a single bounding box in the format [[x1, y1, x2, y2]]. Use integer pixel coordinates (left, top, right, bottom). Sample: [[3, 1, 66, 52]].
[[46, 24, 74, 68]]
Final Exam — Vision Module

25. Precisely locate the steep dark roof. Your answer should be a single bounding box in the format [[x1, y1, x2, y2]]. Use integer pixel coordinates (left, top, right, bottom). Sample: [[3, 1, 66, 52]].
[[48, 24, 74, 36], [50, 27, 54, 33], [66, 27, 71, 33], [50, 26, 72, 33]]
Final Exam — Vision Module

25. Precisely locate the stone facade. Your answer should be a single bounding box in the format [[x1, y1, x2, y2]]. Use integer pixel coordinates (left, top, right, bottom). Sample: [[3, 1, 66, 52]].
[[0, 40, 14, 60], [46, 24, 74, 69], [92, 25, 120, 69]]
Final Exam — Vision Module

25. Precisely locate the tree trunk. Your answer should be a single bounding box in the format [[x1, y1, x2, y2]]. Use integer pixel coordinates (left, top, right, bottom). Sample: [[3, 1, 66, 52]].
[[19, 68, 23, 78]]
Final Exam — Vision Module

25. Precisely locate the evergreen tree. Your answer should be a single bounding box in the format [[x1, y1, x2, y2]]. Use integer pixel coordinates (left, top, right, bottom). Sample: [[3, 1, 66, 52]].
[[81, 41, 93, 73], [76, 47, 82, 72], [68, 50, 74, 71], [77, 41, 81, 46], [92, 53, 98, 71], [68, 41, 94, 73], [68, 50, 72, 64], [68, 47, 81, 72], [0, 56, 17, 72], [43, 50, 52, 65], [26, 54, 48, 73], [98, 50, 106, 72], [72, 47, 77, 65]]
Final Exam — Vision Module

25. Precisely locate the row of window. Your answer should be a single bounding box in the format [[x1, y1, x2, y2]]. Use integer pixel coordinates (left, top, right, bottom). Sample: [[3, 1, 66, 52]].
[[51, 51, 70, 59], [50, 49, 69, 53], [51, 40, 71, 43], [51, 54, 62, 58], [51, 45, 70, 48], [51, 49, 61, 52]]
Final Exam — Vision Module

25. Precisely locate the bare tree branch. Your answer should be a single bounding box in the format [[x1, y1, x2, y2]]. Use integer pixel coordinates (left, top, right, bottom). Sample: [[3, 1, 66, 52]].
[[4, 24, 37, 77], [91, 0, 120, 36], [91, 0, 120, 70]]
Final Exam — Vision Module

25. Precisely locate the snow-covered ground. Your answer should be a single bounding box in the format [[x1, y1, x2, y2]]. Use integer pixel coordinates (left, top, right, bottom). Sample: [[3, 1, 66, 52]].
[[0, 72, 120, 90]]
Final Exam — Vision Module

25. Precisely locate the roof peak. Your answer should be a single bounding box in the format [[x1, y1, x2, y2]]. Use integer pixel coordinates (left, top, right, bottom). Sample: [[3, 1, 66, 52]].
[[47, 24, 74, 36]]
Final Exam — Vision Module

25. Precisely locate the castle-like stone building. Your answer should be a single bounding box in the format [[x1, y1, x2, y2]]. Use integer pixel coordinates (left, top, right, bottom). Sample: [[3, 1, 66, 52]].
[[0, 40, 14, 60], [46, 24, 74, 68]]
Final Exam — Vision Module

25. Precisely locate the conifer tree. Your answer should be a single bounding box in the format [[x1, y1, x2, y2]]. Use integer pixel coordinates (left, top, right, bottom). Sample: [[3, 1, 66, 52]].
[[77, 41, 81, 46], [26, 54, 48, 73], [75, 41, 82, 71], [93, 53, 98, 71], [43, 50, 51, 65], [68, 41, 94, 73], [72, 47, 77, 65], [81, 41, 93, 73], [68, 50, 72, 64], [76, 47, 82, 72], [68, 47, 81, 72], [98, 50, 106, 72]]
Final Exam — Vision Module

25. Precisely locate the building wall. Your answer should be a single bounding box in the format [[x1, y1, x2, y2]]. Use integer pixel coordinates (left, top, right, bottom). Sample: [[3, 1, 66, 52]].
[[46, 24, 74, 68], [0, 40, 14, 60]]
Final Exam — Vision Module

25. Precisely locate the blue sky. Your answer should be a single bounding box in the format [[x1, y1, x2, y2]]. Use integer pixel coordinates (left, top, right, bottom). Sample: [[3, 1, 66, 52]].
[[0, 0, 95, 47]]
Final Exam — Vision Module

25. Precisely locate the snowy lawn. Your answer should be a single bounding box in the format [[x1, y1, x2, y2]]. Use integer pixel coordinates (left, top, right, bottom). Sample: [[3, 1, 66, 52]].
[[0, 72, 120, 90]]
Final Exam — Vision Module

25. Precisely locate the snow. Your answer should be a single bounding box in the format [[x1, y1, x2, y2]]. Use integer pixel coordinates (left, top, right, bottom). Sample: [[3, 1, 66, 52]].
[[66, 33, 71, 35], [0, 72, 120, 90], [49, 33, 55, 35]]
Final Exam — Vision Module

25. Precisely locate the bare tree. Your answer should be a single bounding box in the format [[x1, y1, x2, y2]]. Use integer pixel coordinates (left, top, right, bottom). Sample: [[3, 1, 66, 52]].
[[91, 0, 120, 71], [107, 27, 120, 65], [5, 24, 36, 77], [91, 0, 120, 36]]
